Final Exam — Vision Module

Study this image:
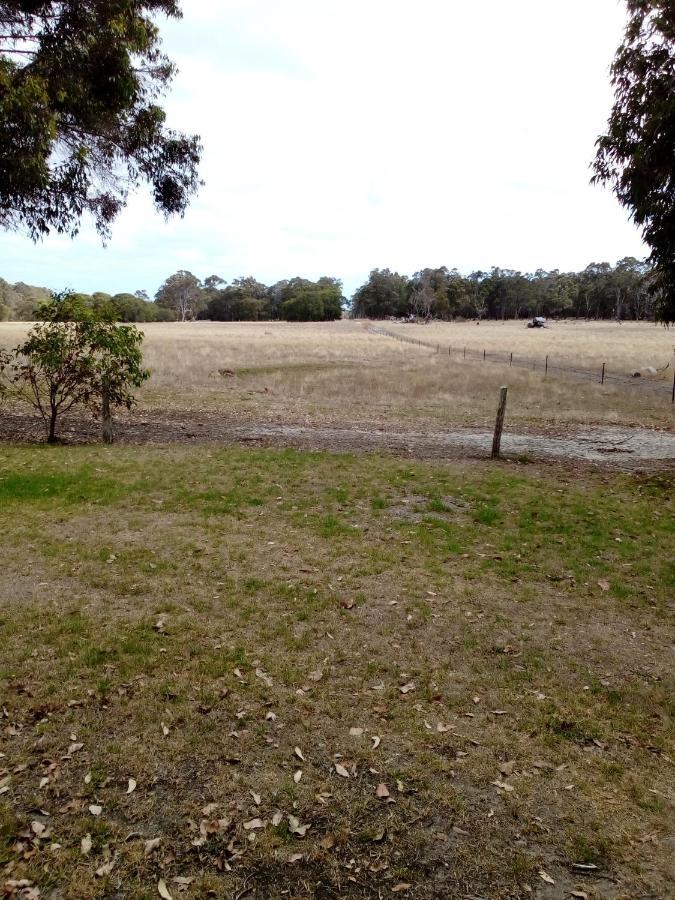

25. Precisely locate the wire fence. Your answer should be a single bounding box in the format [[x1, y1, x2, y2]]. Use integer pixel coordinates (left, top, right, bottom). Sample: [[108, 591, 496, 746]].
[[367, 325, 675, 404]]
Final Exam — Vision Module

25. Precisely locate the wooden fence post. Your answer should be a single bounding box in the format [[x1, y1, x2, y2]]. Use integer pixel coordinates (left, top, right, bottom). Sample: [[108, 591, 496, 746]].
[[601, 362, 605, 385], [672, 370, 675, 404], [509, 352, 513, 366], [545, 355, 548, 375], [491, 386, 508, 459]]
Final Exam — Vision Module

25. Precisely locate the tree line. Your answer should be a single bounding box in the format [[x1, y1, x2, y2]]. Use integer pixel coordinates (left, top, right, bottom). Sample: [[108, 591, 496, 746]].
[[1, 258, 664, 323], [155, 272, 344, 322], [351, 258, 659, 321], [0, 279, 174, 323], [1, 272, 346, 322]]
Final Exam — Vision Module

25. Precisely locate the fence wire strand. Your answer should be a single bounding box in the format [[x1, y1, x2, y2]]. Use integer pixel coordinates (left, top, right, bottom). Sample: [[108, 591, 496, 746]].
[[367, 325, 674, 400]]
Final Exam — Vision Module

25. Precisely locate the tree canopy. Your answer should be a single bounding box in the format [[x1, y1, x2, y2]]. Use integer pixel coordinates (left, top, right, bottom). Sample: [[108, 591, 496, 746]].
[[155, 270, 204, 321], [0, 1, 202, 239], [350, 260, 655, 321], [593, 0, 674, 323]]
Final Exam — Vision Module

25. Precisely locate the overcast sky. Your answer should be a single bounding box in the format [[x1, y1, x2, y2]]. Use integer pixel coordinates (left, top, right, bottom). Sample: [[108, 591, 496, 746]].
[[0, 0, 647, 298]]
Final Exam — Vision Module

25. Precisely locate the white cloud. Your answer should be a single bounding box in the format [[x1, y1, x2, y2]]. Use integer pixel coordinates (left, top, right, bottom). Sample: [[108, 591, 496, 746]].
[[0, 0, 645, 296]]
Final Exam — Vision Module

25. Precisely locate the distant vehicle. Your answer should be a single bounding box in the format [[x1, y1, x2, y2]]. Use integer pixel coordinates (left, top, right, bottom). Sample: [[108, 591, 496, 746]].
[[527, 316, 547, 328]]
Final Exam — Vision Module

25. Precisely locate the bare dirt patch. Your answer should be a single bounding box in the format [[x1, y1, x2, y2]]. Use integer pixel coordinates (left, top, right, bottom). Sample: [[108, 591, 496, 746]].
[[2, 407, 674, 468]]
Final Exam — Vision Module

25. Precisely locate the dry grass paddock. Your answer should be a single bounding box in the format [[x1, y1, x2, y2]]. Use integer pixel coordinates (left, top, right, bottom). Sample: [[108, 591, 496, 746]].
[[3, 319, 672, 433], [385, 320, 674, 374]]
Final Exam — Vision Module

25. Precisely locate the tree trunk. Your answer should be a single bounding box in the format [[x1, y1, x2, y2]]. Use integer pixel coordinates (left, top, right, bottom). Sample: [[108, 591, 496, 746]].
[[102, 383, 114, 444], [47, 407, 58, 443]]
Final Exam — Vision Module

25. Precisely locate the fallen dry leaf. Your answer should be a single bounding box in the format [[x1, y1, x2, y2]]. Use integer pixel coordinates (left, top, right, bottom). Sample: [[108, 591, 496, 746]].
[[538, 870, 555, 885], [126, 778, 137, 795], [287, 853, 303, 863], [288, 815, 311, 837], [88, 804, 102, 816], [349, 727, 364, 736], [334, 763, 350, 778], [96, 860, 115, 877], [499, 761, 516, 777], [272, 812, 283, 827], [243, 818, 264, 830], [392, 884, 412, 893], [255, 667, 273, 687], [376, 783, 390, 799], [294, 769, 302, 783], [491, 779, 514, 792], [597, 579, 610, 592], [157, 880, 173, 900], [81, 834, 92, 856], [371, 735, 381, 749], [399, 682, 415, 694], [145, 838, 161, 856], [250, 791, 261, 806], [294, 746, 305, 762]]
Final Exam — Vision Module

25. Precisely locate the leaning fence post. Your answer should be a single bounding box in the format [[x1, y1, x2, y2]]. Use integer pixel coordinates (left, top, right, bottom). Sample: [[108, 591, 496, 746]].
[[601, 362, 605, 385], [491, 386, 508, 459], [672, 370, 675, 404], [509, 352, 513, 366], [545, 355, 548, 375]]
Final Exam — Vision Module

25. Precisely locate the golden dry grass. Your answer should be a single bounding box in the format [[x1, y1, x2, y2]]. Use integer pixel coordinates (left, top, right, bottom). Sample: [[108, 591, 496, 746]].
[[386, 319, 674, 373], [1, 319, 674, 432]]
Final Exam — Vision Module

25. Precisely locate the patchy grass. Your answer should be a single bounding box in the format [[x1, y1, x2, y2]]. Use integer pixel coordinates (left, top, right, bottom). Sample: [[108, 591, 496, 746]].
[[0, 444, 672, 899]]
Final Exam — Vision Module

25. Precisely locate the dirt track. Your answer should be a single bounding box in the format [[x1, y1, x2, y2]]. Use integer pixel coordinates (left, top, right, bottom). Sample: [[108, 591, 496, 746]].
[[2, 408, 675, 467]]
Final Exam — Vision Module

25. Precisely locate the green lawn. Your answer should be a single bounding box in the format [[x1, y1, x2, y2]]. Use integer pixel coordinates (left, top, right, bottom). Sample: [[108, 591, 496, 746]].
[[0, 445, 672, 899]]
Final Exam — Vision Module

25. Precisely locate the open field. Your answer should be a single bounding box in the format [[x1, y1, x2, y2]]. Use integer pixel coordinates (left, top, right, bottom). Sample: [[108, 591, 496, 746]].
[[384, 320, 674, 374], [0, 445, 673, 899], [1, 321, 674, 436]]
